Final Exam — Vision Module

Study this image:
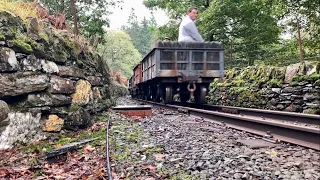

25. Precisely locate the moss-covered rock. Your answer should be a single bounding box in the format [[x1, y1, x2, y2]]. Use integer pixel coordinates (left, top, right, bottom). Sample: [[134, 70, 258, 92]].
[[0, 33, 5, 41], [0, 11, 26, 39], [207, 61, 320, 114], [8, 38, 32, 54]]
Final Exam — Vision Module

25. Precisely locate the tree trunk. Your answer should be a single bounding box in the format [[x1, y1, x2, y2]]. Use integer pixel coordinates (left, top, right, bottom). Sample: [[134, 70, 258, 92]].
[[297, 18, 304, 64], [70, 0, 78, 35]]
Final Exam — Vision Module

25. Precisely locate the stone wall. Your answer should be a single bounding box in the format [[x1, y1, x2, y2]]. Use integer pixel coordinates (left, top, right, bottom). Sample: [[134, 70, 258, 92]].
[[207, 61, 320, 115], [0, 12, 115, 149]]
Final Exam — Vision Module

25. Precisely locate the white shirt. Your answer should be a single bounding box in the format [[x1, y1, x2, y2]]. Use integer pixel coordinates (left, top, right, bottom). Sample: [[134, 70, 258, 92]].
[[178, 16, 204, 42]]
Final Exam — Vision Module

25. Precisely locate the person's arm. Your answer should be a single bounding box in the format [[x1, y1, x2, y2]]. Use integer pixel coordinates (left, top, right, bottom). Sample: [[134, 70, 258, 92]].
[[185, 21, 204, 42]]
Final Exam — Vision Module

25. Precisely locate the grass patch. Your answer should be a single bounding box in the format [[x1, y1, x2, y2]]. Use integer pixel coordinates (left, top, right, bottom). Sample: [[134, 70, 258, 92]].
[[0, 0, 37, 21], [109, 116, 144, 163], [146, 145, 165, 155], [20, 113, 109, 155]]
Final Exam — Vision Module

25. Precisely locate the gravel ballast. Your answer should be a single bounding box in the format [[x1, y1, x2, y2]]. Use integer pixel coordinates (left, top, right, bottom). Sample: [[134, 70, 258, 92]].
[[109, 97, 320, 180]]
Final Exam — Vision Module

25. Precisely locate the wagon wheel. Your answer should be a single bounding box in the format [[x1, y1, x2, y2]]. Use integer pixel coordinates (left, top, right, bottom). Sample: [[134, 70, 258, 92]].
[[152, 86, 157, 102], [161, 85, 173, 104], [195, 85, 208, 104]]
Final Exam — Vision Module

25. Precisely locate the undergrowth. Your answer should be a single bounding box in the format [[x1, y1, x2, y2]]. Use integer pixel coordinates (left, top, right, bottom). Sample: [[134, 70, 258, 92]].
[[0, 0, 37, 21], [20, 113, 108, 155]]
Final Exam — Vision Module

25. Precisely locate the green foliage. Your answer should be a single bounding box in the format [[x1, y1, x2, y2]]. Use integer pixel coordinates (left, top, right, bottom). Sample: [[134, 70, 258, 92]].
[[292, 73, 320, 83], [69, 104, 80, 112], [25, 0, 123, 43], [143, 0, 320, 67], [143, 0, 209, 19], [108, 83, 129, 98], [155, 20, 179, 41], [267, 79, 283, 88], [97, 30, 141, 78], [121, 8, 158, 56]]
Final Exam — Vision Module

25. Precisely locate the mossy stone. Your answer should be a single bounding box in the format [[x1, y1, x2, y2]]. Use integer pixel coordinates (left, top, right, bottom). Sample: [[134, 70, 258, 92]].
[[0, 34, 5, 41], [8, 39, 32, 54]]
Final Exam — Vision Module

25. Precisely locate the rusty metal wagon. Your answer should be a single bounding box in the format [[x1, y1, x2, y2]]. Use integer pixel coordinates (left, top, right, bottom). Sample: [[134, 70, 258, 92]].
[[129, 41, 224, 104]]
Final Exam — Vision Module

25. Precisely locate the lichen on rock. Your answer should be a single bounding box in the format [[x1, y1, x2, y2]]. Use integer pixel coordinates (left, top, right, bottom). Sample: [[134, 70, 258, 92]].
[[71, 79, 93, 106], [42, 114, 64, 132], [0, 112, 46, 150]]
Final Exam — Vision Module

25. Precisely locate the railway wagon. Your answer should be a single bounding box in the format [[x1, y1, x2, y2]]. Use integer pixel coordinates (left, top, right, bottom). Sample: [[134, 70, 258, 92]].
[[127, 76, 132, 88], [131, 41, 224, 104], [129, 64, 143, 98]]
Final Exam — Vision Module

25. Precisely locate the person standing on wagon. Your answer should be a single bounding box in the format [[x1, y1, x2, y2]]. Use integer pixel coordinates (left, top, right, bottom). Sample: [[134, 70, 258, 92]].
[[178, 7, 204, 42]]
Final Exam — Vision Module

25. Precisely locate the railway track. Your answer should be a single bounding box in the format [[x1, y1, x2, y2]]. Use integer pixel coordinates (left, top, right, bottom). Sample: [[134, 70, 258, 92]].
[[135, 99, 320, 151]]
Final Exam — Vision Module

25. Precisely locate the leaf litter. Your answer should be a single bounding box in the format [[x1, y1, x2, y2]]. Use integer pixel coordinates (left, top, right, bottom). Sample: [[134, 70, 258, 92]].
[[0, 119, 108, 179]]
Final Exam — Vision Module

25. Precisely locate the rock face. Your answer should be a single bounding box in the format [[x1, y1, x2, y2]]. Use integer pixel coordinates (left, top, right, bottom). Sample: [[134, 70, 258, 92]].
[[71, 80, 93, 106], [0, 74, 49, 97], [50, 76, 75, 94], [42, 114, 64, 132], [0, 100, 10, 133], [0, 100, 9, 121], [207, 62, 320, 115], [0, 47, 19, 72], [58, 66, 86, 79], [0, 112, 45, 149], [26, 93, 72, 107], [65, 108, 91, 130], [0, 12, 115, 149]]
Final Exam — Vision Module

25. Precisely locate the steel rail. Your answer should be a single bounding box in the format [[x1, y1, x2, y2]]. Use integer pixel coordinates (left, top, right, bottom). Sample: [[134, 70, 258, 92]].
[[184, 103, 320, 125], [106, 116, 112, 180], [136, 99, 320, 151]]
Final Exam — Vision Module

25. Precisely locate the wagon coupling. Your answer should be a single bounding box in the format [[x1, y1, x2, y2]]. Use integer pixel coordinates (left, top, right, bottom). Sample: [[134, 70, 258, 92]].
[[187, 82, 196, 102]]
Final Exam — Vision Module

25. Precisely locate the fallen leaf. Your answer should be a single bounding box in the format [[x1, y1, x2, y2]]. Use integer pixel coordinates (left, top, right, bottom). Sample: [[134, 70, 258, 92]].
[[153, 154, 166, 160], [94, 169, 104, 178], [53, 175, 67, 180], [55, 144, 62, 148], [83, 145, 95, 153], [265, 150, 278, 156], [112, 172, 121, 180], [147, 165, 157, 172], [145, 178, 156, 180], [0, 168, 9, 176]]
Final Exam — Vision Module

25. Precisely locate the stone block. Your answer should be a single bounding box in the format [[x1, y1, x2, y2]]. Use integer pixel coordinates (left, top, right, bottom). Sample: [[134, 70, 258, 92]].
[[19, 55, 41, 72], [50, 75, 75, 94], [41, 60, 59, 74], [26, 93, 72, 107], [0, 47, 19, 72], [71, 80, 93, 106], [86, 76, 103, 86], [42, 114, 64, 132], [0, 100, 9, 122], [58, 66, 85, 79], [0, 74, 49, 98], [65, 108, 91, 130]]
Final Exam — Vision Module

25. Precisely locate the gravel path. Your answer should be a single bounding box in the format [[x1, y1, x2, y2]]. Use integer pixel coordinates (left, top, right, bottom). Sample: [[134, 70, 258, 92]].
[[110, 96, 320, 180]]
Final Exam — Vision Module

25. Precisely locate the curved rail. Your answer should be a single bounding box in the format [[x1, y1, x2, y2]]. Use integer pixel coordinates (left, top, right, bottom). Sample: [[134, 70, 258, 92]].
[[106, 116, 112, 180], [136, 99, 320, 150]]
